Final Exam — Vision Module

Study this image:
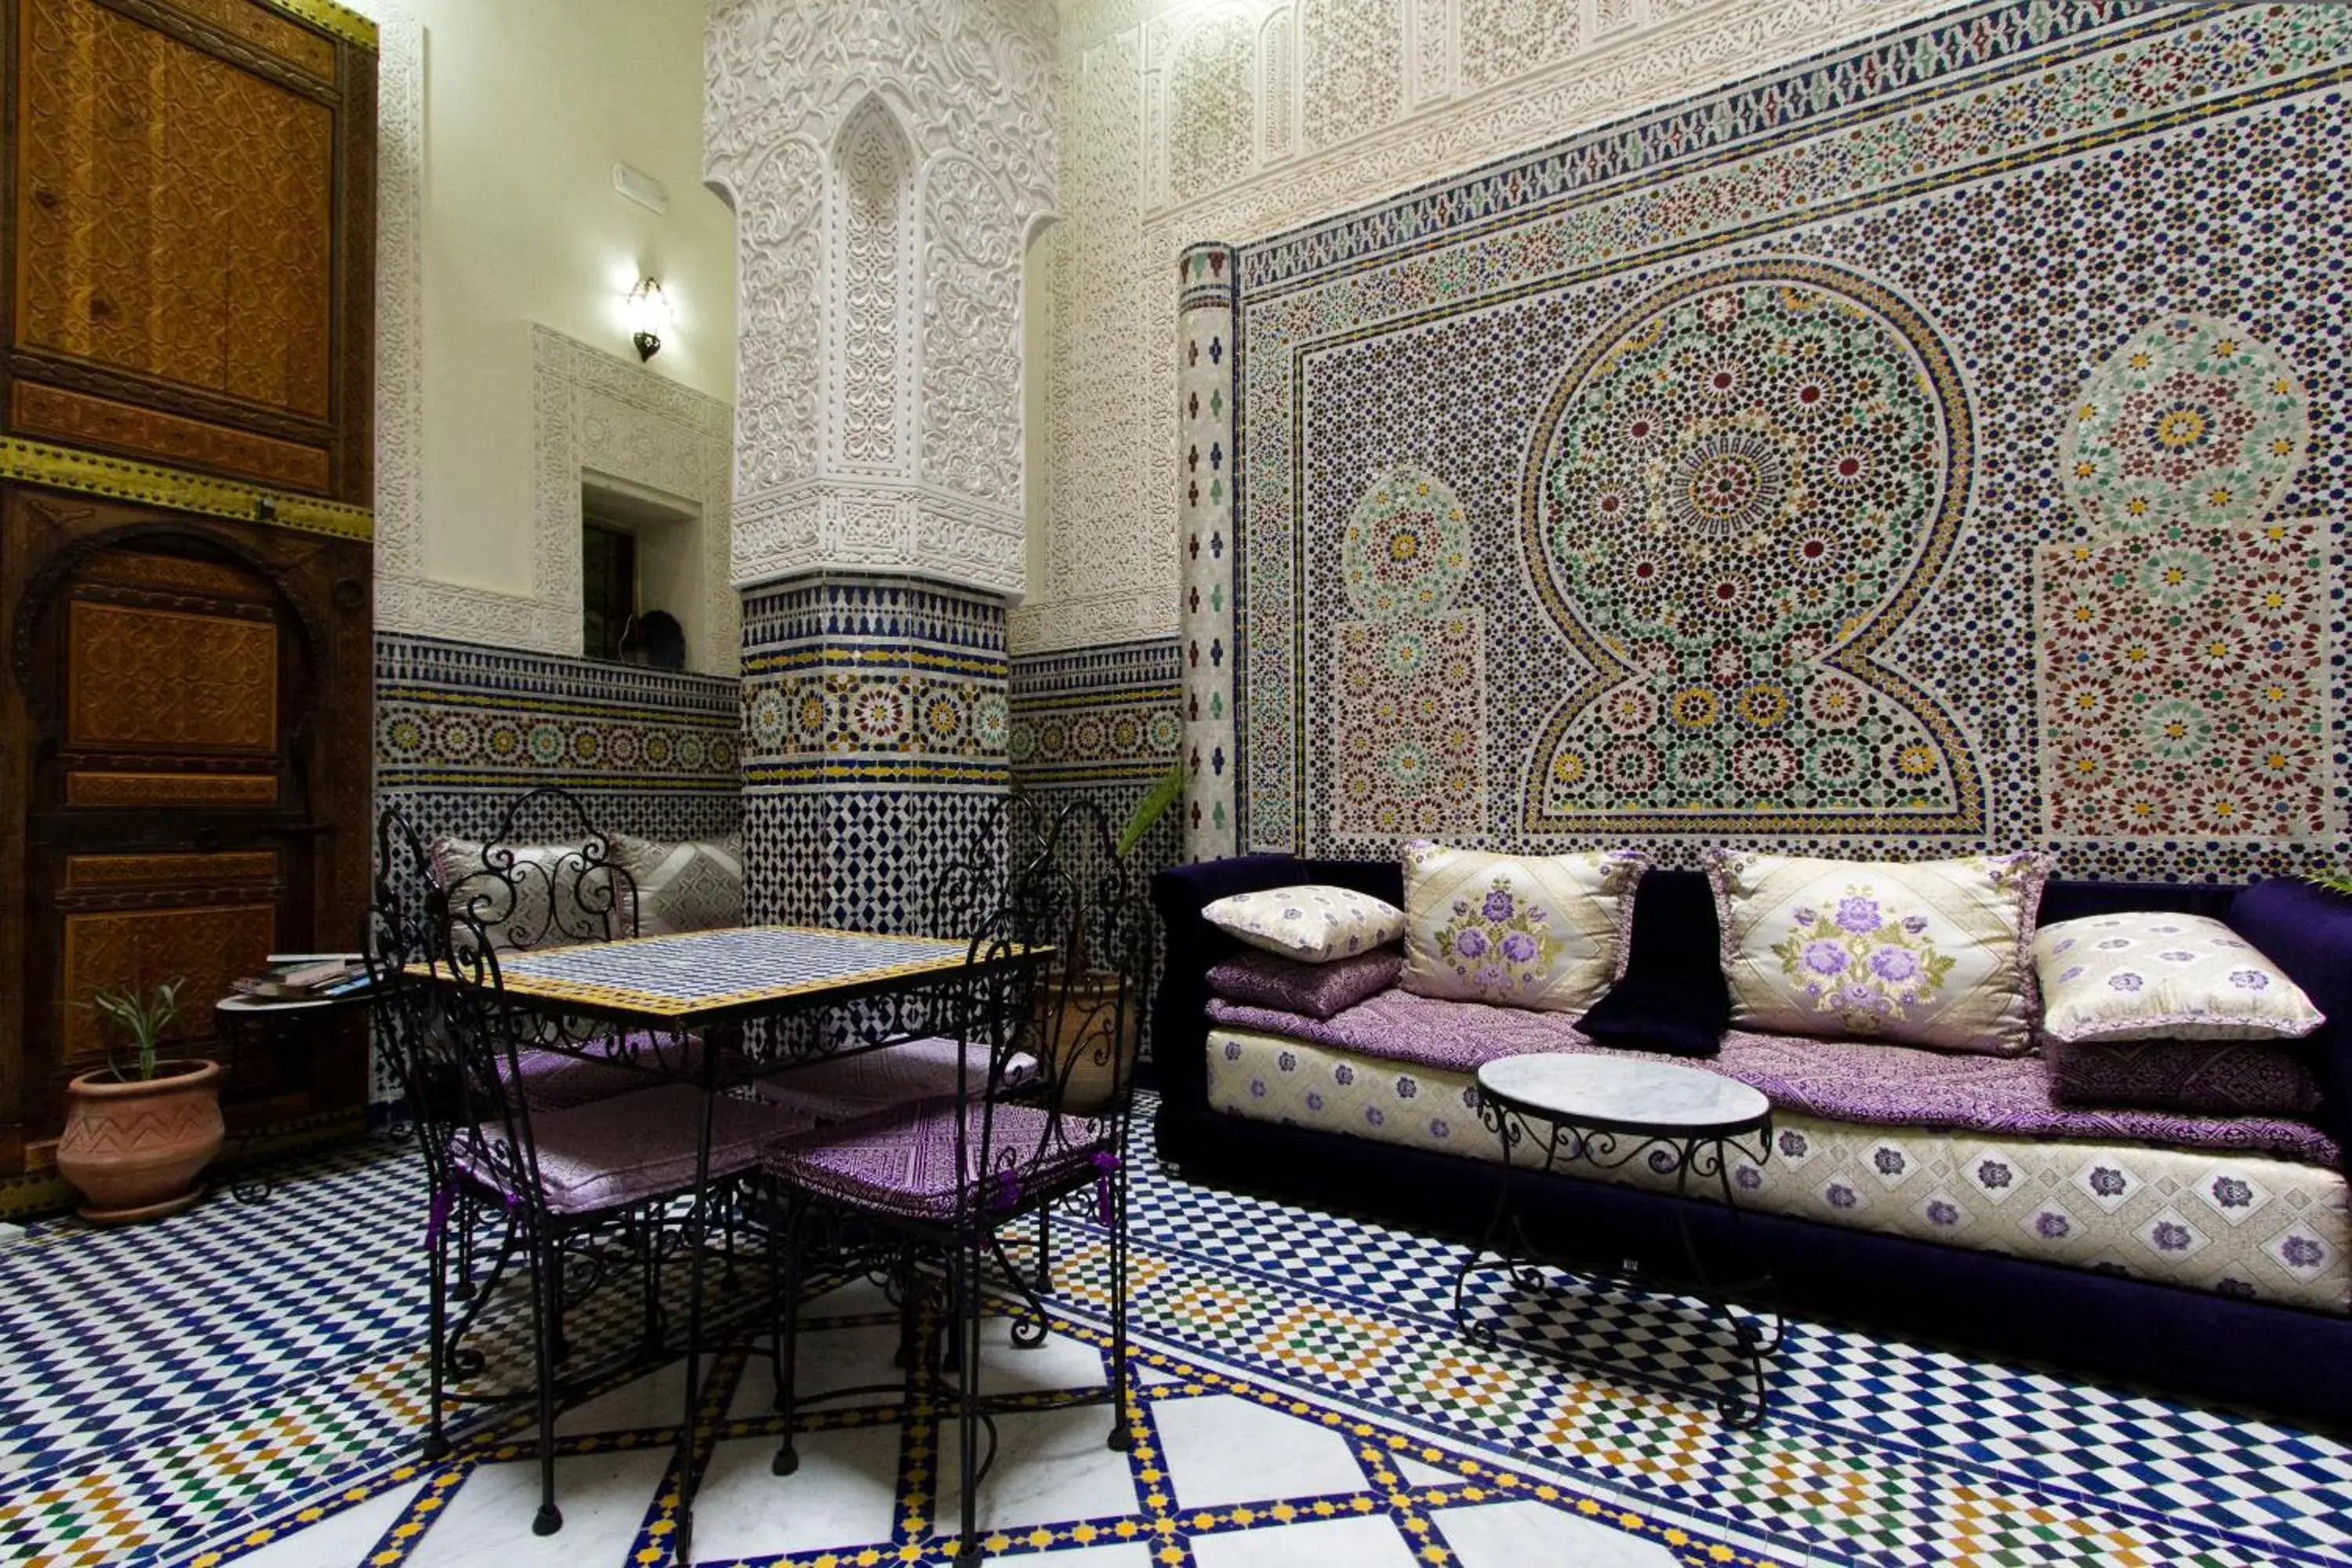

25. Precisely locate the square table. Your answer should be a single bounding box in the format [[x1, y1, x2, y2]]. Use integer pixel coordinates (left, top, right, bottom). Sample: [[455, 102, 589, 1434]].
[[413, 923, 1047, 1559]]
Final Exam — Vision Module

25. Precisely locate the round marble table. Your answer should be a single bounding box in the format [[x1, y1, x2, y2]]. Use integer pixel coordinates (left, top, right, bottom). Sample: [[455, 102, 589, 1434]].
[[1453, 1053, 1784, 1427]]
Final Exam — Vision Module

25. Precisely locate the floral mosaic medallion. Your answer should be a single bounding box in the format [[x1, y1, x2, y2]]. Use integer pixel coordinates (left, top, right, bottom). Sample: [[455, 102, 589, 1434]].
[[1341, 464, 1472, 621], [1335, 612, 1486, 837], [1522, 262, 1981, 833], [2038, 521, 2332, 840], [2061, 314, 2309, 538]]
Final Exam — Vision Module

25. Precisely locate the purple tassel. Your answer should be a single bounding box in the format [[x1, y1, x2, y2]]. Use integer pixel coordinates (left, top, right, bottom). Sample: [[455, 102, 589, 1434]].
[[425, 1186, 454, 1251], [1092, 1152, 1121, 1227], [991, 1167, 1022, 1213]]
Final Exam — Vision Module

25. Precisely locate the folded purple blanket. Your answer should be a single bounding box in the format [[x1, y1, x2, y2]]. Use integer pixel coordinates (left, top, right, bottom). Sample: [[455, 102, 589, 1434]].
[[1206, 989, 2340, 1168]]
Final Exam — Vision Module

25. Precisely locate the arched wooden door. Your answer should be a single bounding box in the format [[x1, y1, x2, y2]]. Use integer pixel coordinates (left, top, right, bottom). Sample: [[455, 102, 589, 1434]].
[[2, 494, 372, 1185]]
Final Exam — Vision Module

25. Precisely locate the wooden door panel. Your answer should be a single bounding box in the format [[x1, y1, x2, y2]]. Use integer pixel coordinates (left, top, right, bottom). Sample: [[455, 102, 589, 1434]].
[[64, 601, 279, 750], [13, 0, 337, 417]]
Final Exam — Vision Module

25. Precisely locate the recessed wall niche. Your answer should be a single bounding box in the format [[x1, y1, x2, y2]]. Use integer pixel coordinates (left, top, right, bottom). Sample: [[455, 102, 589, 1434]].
[[581, 474, 702, 669]]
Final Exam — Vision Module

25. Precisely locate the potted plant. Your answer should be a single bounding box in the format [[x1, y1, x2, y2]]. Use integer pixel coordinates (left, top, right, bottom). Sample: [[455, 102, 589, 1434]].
[[55, 978, 223, 1225], [1035, 765, 1189, 1112]]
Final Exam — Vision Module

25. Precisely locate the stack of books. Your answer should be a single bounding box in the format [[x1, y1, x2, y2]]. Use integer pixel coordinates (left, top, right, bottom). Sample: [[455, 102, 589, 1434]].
[[234, 953, 373, 1002]]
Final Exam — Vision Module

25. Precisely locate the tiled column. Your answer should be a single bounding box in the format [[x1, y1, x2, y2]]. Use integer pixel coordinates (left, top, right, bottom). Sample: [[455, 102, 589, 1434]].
[[1178, 243, 1239, 861], [739, 574, 1010, 935]]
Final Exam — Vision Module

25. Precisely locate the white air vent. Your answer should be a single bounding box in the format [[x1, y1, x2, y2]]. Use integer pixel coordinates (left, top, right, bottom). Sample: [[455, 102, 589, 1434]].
[[612, 162, 670, 215]]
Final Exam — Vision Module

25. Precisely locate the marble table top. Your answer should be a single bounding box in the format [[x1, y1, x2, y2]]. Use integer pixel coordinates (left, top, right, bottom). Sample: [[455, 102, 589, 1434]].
[[1476, 1052, 1769, 1137]]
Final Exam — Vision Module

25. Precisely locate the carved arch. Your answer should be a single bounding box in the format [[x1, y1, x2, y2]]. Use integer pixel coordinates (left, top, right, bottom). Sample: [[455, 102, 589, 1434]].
[[827, 96, 919, 478]]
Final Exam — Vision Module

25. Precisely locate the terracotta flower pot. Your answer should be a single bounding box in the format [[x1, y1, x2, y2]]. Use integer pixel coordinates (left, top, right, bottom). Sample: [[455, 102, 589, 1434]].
[[56, 1059, 225, 1225]]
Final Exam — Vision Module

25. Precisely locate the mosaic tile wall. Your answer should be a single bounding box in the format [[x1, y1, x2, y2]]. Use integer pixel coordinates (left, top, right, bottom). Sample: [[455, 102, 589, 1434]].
[[373, 631, 742, 862], [1227, 0, 2350, 884], [739, 575, 1010, 935]]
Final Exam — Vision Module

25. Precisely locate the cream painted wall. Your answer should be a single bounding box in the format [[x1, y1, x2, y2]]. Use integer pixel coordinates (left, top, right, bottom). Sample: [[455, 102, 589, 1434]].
[[401, 0, 735, 596], [1017, 0, 1959, 655]]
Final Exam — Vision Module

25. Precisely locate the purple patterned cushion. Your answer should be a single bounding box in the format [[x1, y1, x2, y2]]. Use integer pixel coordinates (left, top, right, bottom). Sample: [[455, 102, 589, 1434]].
[[1207, 949, 1400, 1020], [752, 1036, 1039, 1123], [2045, 1036, 2325, 1118], [458, 1082, 811, 1216], [762, 1097, 1109, 1222], [511, 1031, 704, 1112]]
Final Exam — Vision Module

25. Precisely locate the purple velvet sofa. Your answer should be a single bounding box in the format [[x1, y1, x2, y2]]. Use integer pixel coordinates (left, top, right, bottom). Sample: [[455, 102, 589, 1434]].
[[1152, 856, 2352, 1423]]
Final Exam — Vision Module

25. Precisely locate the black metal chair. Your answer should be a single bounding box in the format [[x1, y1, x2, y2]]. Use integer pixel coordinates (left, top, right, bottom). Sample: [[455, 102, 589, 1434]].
[[757, 798, 1148, 1559], [366, 791, 809, 1536]]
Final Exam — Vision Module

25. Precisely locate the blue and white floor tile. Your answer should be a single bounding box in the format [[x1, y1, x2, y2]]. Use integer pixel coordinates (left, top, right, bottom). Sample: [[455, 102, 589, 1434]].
[[0, 1110, 2346, 1567]]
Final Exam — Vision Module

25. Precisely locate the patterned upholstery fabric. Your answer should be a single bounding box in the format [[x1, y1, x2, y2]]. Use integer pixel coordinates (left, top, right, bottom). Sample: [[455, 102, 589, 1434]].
[[456, 1082, 811, 1216], [1708, 850, 2051, 1055], [1399, 844, 1646, 1014], [762, 1098, 1109, 1223], [510, 1033, 705, 1113], [428, 836, 629, 947], [608, 833, 745, 936], [1203, 988, 2338, 1166], [752, 1036, 1037, 1123], [1207, 949, 1400, 1020], [2046, 1036, 2325, 1118], [2035, 913, 2325, 1044], [1204, 1028, 2351, 1315], [1201, 884, 1404, 963]]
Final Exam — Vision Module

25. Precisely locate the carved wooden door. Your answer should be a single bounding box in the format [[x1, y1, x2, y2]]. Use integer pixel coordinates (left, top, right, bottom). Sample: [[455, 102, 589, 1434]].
[[2, 492, 368, 1175]]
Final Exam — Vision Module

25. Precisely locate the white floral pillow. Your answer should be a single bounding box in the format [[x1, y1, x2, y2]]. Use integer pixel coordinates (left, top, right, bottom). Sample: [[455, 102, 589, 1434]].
[[1708, 850, 2051, 1055], [2035, 913, 2323, 1044], [1399, 844, 1649, 1013], [1202, 885, 1405, 964]]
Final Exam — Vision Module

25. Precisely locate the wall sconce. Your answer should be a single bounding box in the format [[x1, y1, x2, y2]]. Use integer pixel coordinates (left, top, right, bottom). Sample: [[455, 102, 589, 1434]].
[[626, 277, 671, 361]]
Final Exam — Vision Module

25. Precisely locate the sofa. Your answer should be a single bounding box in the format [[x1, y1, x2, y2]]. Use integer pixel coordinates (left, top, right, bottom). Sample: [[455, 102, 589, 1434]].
[[1152, 855, 2352, 1422]]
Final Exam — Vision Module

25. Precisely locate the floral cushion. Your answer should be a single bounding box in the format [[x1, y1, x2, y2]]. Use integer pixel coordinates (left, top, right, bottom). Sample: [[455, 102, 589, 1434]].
[[2034, 913, 2324, 1044], [610, 833, 744, 936], [1201, 884, 1405, 964], [428, 837, 630, 949], [1398, 844, 1648, 1013], [1707, 850, 2051, 1054]]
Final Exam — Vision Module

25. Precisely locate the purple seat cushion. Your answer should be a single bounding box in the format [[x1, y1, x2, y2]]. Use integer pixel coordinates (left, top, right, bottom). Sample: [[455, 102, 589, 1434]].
[[752, 1036, 1037, 1123], [2045, 1036, 2325, 1118], [513, 1032, 706, 1112], [459, 1082, 811, 1215], [763, 1097, 1109, 1223], [1207, 949, 1401, 1020]]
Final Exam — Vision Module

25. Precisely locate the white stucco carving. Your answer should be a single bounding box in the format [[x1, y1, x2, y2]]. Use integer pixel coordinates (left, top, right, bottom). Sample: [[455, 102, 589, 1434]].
[[1013, 0, 1961, 655], [532, 326, 740, 674], [704, 0, 1058, 595]]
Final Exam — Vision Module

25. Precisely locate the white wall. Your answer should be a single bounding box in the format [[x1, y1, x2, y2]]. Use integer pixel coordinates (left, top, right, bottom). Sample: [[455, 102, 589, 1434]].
[[361, 0, 739, 664]]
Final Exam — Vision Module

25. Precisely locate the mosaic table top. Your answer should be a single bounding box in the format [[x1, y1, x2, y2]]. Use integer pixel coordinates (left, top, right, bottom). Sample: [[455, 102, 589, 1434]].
[[409, 925, 1040, 1023]]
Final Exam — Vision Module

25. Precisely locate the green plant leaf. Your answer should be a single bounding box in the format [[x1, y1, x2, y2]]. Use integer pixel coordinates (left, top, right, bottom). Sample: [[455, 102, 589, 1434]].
[[1116, 764, 1188, 859]]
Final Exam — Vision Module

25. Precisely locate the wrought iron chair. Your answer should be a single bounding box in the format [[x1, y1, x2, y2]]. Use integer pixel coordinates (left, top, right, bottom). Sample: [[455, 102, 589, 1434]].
[[368, 793, 811, 1535], [757, 798, 1148, 1559]]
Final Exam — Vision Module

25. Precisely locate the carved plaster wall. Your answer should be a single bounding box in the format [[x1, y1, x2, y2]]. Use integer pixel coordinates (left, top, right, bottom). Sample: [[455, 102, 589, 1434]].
[[703, 0, 1057, 597], [530, 326, 739, 675], [1014, 0, 1967, 653]]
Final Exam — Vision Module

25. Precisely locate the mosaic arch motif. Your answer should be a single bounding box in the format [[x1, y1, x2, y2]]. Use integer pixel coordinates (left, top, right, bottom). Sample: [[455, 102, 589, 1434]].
[[2061, 314, 2310, 539], [1520, 261, 1983, 834], [1335, 463, 1486, 837]]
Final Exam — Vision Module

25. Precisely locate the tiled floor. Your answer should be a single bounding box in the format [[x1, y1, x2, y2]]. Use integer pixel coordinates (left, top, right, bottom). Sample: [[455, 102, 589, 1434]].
[[1, 1111, 2347, 1568]]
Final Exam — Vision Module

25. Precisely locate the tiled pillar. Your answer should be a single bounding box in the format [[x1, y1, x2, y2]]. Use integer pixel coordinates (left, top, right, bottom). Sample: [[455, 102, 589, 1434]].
[[739, 574, 1010, 935], [1178, 243, 1239, 861]]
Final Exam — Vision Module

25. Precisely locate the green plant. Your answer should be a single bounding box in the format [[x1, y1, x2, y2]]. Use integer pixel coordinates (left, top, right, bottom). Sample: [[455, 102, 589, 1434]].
[[2310, 871, 2352, 899], [82, 978, 187, 1083], [1116, 762, 1187, 859]]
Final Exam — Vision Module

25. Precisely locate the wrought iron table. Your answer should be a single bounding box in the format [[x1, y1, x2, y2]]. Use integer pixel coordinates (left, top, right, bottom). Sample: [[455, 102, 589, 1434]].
[[1453, 1053, 1783, 1427], [414, 924, 1046, 1559]]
